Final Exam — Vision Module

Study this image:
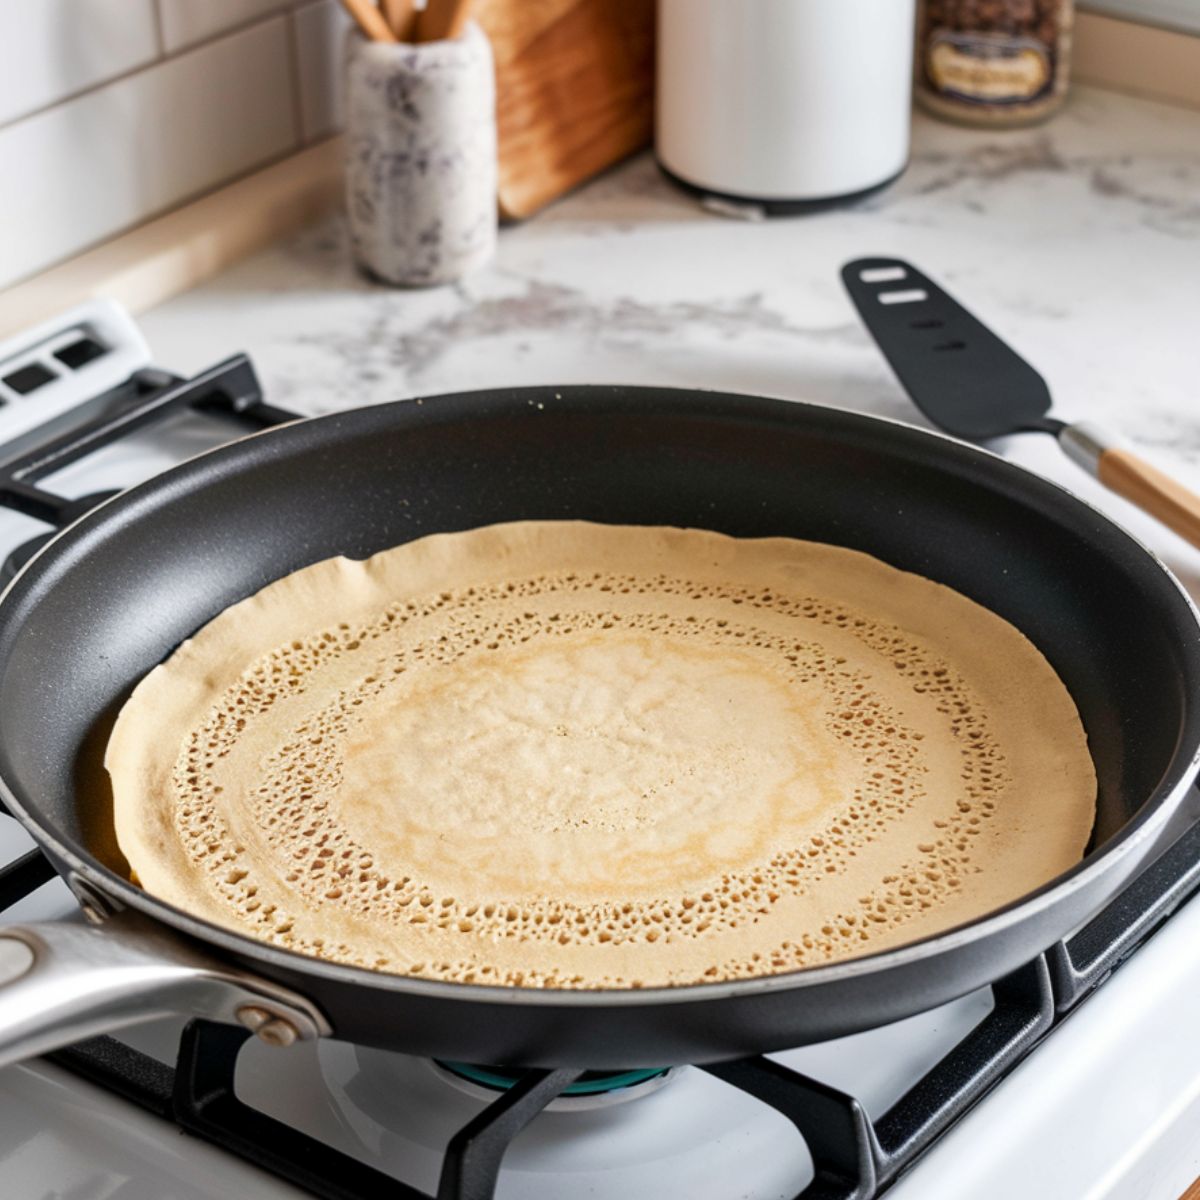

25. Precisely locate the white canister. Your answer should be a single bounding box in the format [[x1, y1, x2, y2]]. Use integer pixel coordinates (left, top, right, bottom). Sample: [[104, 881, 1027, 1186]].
[[656, 0, 916, 214], [344, 23, 497, 286]]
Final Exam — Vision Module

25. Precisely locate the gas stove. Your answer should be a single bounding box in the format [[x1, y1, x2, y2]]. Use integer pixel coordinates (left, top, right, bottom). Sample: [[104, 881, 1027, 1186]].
[[2, 304, 1200, 1200]]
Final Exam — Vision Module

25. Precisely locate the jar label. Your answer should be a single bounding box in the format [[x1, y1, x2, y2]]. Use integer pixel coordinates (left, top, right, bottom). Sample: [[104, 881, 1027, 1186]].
[[926, 30, 1052, 104]]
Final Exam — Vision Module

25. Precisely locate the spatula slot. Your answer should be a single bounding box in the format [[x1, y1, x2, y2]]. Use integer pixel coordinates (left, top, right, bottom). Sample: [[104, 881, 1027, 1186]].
[[841, 255, 1056, 440], [859, 266, 907, 283]]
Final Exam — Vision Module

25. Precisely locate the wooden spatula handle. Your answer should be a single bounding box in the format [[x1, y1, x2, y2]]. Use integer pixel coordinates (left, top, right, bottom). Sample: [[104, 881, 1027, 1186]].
[[1061, 423, 1200, 549], [1098, 448, 1200, 549]]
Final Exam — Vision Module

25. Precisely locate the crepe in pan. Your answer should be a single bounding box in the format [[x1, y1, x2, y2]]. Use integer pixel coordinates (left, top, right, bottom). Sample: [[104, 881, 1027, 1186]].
[[106, 521, 1096, 988]]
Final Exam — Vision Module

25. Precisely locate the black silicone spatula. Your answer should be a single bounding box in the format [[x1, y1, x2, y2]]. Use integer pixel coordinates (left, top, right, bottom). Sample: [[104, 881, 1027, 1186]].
[[842, 257, 1200, 550]]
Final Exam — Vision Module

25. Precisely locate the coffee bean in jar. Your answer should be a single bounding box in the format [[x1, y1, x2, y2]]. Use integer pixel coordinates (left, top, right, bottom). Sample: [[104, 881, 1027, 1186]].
[[915, 0, 1073, 127]]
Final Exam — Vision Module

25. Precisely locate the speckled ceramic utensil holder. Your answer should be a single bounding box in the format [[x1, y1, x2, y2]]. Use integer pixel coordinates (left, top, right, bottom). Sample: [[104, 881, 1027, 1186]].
[[344, 22, 497, 287]]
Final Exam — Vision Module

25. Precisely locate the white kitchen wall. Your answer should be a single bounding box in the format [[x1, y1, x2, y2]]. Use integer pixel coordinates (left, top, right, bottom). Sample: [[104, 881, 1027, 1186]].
[[0, 0, 349, 290], [1081, 0, 1200, 34]]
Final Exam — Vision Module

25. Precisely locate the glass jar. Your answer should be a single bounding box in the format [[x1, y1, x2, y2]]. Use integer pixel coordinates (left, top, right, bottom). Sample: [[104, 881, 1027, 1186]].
[[915, 0, 1074, 127]]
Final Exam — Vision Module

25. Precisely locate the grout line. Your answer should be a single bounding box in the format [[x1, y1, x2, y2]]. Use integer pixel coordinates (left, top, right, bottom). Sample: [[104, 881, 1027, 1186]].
[[149, 0, 167, 58], [285, 8, 310, 147], [151, 3, 296, 60], [0, 11, 290, 137], [0, 56, 160, 137]]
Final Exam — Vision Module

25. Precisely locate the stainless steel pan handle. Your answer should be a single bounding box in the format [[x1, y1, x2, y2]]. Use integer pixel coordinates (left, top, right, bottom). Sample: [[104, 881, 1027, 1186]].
[[0, 909, 329, 1070]]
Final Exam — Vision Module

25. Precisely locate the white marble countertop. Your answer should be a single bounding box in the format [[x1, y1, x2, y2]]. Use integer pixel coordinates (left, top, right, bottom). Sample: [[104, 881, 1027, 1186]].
[[140, 84, 1200, 592]]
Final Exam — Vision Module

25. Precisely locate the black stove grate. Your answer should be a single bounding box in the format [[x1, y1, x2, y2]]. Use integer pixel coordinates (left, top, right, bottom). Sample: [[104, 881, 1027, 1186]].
[[3, 834, 1198, 1200], [2, 356, 1200, 1200], [0, 353, 297, 581]]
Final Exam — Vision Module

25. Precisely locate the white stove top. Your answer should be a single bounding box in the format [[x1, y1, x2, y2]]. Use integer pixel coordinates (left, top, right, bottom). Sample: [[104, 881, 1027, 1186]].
[[1, 304, 1199, 1200]]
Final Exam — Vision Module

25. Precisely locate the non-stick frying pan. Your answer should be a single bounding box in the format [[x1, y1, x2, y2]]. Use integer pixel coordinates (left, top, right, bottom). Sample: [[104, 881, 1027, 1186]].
[[0, 384, 1198, 1070]]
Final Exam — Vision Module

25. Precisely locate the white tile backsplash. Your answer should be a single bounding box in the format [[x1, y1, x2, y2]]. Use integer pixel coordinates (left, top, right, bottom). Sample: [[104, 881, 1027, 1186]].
[[0, 0, 159, 127], [0, 0, 350, 290], [0, 17, 299, 289], [293, 0, 351, 141], [156, 0, 293, 53]]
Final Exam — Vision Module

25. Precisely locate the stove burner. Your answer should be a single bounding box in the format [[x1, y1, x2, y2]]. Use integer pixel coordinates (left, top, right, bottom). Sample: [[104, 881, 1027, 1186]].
[[440, 1061, 668, 1095], [434, 1060, 674, 1108]]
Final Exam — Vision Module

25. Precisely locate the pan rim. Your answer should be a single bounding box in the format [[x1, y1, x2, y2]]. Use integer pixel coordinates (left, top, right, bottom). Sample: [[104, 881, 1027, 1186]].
[[1, 383, 1198, 1009]]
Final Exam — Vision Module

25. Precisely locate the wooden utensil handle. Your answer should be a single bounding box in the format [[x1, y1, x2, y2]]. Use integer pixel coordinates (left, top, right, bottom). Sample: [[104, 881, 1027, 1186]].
[[416, 0, 472, 42], [381, 0, 416, 39], [1098, 448, 1200, 550], [340, 0, 399, 43]]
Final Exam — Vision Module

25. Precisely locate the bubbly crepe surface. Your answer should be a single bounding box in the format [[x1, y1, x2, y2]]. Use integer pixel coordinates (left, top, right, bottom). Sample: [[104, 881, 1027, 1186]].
[[107, 522, 1095, 988]]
